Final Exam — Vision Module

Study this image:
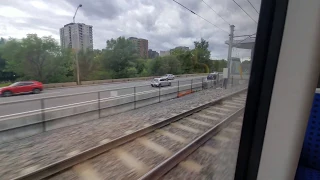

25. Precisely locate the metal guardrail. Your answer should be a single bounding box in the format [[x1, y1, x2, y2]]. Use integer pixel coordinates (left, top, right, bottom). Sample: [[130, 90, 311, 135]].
[[0, 77, 228, 132], [0, 74, 250, 133], [1, 76, 243, 118], [0, 74, 226, 105]]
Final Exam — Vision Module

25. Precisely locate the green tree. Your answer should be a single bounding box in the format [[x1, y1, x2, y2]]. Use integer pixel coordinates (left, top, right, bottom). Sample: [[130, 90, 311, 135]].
[[193, 38, 212, 73], [46, 48, 74, 83], [0, 34, 72, 83], [101, 37, 138, 78], [150, 57, 168, 75], [0, 37, 6, 72], [192, 50, 209, 73], [213, 59, 227, 72], [135, 58, 146, 75], [174, 50, 194, 74], [86, 49, 111, 80], [163, 55, 181, 75], [139, 59, 153, 77], [77, 49, 97, 81], [194, 38, 210, 59], [149, 55, 181, 76]]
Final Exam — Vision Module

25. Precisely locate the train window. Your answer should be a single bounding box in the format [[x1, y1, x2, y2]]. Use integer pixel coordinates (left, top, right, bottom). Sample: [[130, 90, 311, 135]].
[[0, 0, 319, 180]]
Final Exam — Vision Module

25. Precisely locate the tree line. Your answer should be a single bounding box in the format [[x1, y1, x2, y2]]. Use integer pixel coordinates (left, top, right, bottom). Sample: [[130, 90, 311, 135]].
[[0, 35, 229, 84]]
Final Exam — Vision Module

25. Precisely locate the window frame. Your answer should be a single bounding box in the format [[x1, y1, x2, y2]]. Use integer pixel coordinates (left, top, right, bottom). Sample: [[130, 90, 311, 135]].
[[234, 0, 289, 179]]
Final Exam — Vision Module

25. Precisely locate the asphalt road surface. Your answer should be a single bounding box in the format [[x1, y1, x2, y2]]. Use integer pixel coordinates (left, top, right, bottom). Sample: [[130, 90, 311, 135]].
[[0, 76, 205, 116]]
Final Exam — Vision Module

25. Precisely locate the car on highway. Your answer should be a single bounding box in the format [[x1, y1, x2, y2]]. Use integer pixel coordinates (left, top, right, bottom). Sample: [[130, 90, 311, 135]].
[[207, 72, 218, 80], [0, 81, 43, 97], [151, 78, 171, 87], [162, 74, 175, 80]]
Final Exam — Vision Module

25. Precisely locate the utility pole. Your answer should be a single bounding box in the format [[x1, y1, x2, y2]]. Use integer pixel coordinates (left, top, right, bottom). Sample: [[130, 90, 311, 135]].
[[73, 4, 82, 85], [227, 25, 235, 88], [75, 51, 80, 85]]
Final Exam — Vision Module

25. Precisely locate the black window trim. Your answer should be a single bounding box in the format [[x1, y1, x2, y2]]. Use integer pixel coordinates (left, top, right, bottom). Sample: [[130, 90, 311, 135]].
[[234, 0, 289, 179]]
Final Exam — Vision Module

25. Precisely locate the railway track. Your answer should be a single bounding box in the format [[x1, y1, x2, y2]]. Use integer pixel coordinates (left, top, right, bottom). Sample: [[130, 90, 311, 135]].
[[160, 116, 243, 179], [13, 88, 247, 180]]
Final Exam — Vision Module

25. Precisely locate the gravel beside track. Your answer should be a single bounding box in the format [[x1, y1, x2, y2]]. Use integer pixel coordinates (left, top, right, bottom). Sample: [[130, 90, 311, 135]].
[[0, 84, 246, 179], [47, 92, 246, 180]]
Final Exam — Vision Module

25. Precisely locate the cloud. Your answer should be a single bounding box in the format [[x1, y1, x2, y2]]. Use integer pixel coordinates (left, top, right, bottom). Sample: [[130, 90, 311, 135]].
[[0, 0, 261, 59]]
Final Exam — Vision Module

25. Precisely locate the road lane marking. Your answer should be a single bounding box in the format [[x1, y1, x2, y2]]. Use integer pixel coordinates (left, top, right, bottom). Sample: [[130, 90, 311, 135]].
[[171, 123, 200, 134], [155, 129, 188, 143], [0, 89, 159, 119], [112, 148, 149, 176], [110, 91, 118, 97], [136, 137, 173, 157], [179, 160, 203, 173]]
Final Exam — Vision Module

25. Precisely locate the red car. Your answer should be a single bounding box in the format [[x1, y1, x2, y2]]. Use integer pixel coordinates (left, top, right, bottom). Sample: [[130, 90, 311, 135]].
[[0, 81, 43, 97]]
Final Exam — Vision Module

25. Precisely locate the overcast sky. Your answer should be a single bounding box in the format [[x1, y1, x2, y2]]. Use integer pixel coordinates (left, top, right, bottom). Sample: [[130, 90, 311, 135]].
[[0, 0, 261, 59]]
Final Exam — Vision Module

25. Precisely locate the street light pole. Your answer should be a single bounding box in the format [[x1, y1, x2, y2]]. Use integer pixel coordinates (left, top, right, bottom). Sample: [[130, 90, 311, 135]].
[[73, 4, 82, 85], [73, 4, 82, 23]]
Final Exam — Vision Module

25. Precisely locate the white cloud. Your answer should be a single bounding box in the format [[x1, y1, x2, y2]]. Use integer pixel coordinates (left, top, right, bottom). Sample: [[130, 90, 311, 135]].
[[0, 0, 261, 59], [0, 6, 32, 18], [30, 0, 49, 10]]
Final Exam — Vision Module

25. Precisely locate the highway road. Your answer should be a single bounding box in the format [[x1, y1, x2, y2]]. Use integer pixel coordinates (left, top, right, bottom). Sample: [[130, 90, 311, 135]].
[[0, 76, 205, 116]]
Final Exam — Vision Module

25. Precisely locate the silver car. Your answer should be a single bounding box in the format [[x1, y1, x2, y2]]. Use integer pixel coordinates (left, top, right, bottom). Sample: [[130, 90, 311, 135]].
[[151, 78, 171, 87], [162, 74, 175, 80]]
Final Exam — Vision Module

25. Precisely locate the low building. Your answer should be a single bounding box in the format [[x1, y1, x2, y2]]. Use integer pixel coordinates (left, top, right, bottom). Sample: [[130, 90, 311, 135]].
[[170, 46, 189, 54], [160, 50, 170, 57], [148, 49, 159, 59]]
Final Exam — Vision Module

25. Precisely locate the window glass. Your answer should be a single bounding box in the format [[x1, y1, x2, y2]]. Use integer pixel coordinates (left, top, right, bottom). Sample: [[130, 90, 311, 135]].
[[0, 0, 261, 180]]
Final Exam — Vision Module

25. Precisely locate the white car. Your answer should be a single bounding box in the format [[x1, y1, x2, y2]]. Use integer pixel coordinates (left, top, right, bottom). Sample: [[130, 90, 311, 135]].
[[162, 74, 175, 80], [151, 78, 171, 87]]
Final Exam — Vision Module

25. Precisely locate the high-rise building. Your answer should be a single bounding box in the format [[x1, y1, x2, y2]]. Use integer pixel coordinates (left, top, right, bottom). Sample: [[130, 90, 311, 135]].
[[128, 37, 148, 59], [60, 23, 93, 51], [148, 49, 159, 59]]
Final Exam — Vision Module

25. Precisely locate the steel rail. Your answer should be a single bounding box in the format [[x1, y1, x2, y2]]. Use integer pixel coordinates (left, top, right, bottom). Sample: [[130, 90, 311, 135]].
[[139, 106, 244, 179]]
